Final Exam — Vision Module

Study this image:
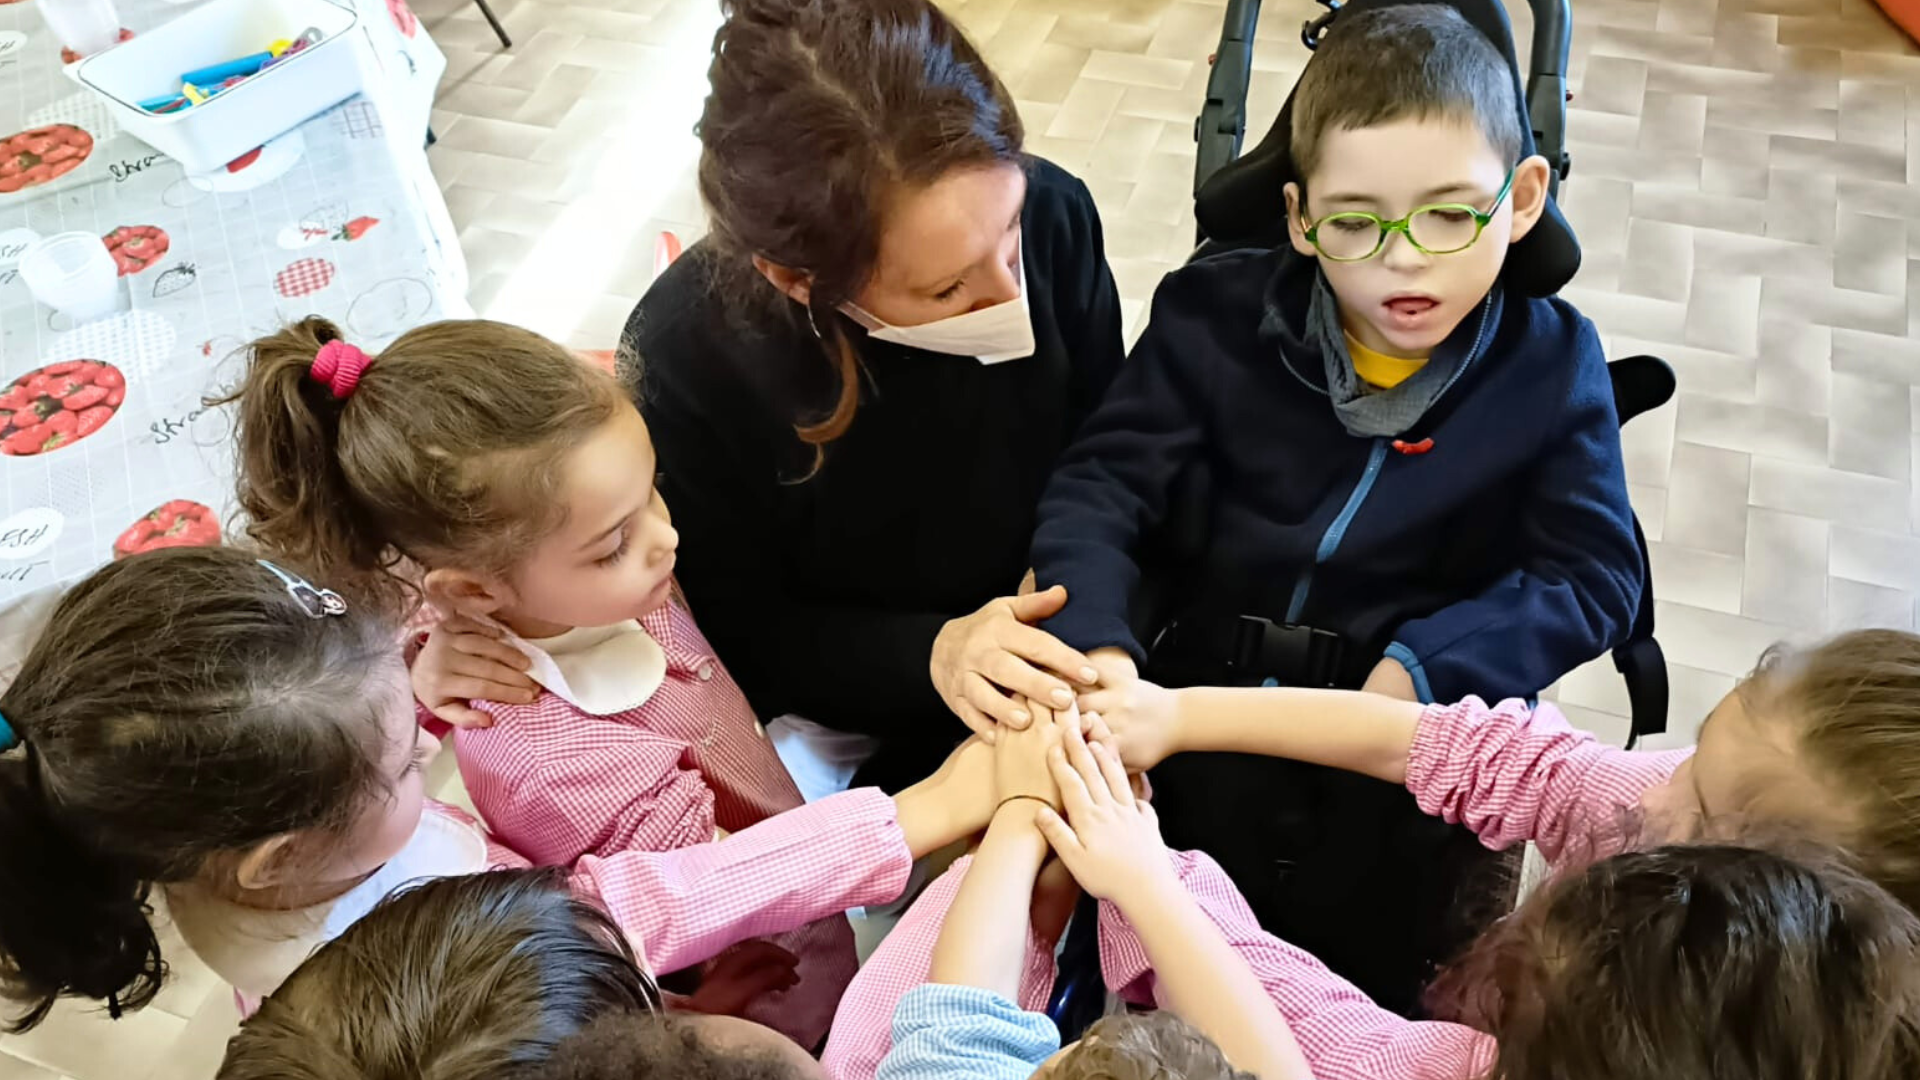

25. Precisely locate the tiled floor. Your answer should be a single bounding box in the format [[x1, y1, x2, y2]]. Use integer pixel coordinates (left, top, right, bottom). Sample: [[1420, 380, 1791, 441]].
[[6, 0, 1918, 1074]]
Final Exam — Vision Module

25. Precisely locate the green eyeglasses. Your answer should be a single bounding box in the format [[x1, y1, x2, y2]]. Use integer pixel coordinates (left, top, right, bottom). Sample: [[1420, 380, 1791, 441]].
[[1300, 169, 1516, 262]]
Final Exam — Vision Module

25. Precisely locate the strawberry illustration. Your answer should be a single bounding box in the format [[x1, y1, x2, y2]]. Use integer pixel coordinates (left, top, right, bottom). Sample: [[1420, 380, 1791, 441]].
[[153, 262, 197, 298], [103, 225, 171, 276], [114, 499, 219, 558], [337, 216, 380, 241], [63, 384, 106, 411], [75, 405, 113, 437], [0, 360, 124, 456], [0, 125, 94, 195]]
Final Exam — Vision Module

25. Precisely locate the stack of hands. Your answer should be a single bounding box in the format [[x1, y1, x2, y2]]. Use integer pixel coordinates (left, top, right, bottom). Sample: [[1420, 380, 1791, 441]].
[[987, 697, 1180, 916], [929, 583, 1418, 752]]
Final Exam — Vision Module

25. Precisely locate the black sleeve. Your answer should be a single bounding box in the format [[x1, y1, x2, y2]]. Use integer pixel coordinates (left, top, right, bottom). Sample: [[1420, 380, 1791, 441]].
[[1053, 173, 1127, 427], [633, 319, 952, 740]]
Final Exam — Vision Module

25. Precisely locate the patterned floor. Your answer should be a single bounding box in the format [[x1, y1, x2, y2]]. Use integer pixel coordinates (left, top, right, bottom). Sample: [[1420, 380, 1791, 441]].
[[3, 0, 1916, 1074]]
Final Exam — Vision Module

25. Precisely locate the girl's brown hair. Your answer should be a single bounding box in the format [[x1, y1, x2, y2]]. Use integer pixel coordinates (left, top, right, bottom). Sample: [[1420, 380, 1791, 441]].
[[219, 869, 660, 1080], [0, 547, 397, 1032], [1751, 629, 1920, 913], [1432, 843, 1920, 1080], [692, 0, 1023, 451], [215, 317, 625, 611]]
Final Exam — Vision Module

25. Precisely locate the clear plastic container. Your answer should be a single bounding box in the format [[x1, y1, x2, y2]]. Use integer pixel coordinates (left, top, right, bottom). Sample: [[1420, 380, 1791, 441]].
[[18, 232, 121, 323], [37, 0, 123, 59]]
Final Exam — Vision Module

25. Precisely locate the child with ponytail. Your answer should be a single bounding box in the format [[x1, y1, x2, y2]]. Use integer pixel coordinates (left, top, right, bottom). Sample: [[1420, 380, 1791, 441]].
[[221, 315, 860, 1044], [0, 546, 995, 1031]]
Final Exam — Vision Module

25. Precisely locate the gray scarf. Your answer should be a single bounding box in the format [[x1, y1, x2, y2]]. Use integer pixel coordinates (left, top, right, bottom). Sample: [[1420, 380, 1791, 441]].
[[1307, 271, 1492, 438]]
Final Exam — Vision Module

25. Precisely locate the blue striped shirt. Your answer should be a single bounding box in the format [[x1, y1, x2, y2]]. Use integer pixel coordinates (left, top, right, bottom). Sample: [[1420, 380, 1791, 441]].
[[876, 984, 1062, 1080]]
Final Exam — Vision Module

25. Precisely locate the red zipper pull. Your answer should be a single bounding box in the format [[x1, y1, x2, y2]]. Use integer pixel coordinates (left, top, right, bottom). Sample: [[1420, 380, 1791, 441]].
[[1391, 438, 1434, 455]]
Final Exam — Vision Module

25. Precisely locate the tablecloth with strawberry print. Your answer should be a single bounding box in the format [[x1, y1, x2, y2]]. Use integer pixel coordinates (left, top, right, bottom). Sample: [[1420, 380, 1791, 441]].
[[0, 0, 468, 650]]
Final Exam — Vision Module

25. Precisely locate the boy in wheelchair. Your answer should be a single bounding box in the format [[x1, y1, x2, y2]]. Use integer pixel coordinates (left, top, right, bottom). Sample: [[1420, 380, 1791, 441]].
[[1026, 4, 1643, 1016]]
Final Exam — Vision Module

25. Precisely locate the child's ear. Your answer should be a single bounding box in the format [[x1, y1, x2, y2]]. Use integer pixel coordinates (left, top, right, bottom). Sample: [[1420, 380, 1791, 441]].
[[751, 255, 812, 306], [233, 834, 299, 891], [1284, 182, 1317, 259], [1504, 154, 1554, 244], [423, 568, 509, 621]]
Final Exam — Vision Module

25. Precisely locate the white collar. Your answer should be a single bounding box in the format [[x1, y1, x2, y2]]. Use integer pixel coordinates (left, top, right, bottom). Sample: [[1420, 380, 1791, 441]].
[[504, 620, 668, 715]]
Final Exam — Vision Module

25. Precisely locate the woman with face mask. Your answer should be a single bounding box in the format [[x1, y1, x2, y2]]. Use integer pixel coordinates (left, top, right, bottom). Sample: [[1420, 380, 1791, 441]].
[[618, 0, 1126, 793]]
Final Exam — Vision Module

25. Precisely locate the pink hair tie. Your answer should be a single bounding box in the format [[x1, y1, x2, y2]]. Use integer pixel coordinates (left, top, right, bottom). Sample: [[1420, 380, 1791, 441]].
[[310, 339, 372, 399]]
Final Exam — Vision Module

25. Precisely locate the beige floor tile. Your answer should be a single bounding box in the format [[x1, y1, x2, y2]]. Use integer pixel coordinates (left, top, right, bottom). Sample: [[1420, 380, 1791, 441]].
[[1663, 441, 1755, 555], [1749, 455, 1911, 531], [1830, 576, 1918, 631], [1648, 540, 1746, 613], [1741, 507, 1830, 625], [1655, 599, 1805, 677]]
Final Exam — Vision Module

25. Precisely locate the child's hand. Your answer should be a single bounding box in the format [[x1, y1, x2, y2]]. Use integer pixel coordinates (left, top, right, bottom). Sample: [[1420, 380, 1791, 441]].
[[1361, 657, 1418, 702], [1034, 718, 1176, 908], [931, 588, 1099, 740], [923, 734, 995, 835], [1078, 673, 1180, 772], [995, 699, 1067, 811], [680, 940, 801, 1017], [412, 614, 538, 728]]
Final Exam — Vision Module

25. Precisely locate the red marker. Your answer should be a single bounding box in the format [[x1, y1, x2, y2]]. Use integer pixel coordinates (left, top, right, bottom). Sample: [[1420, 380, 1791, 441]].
[[1391, 438, 1434, 455]]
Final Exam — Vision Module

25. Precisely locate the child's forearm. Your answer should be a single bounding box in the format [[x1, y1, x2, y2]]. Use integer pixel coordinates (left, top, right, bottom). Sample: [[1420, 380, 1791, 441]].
[[928, 802, 1051, 998], [1172, 686, 1424, 785], [1120, 880, 1314, 1080]]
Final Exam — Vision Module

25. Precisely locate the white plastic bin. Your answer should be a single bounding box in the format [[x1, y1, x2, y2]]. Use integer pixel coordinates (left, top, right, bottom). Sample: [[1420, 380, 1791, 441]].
[[69, 0, 361, 175]]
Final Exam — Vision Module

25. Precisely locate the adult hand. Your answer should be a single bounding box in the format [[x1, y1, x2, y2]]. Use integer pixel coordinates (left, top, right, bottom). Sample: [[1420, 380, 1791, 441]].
[[1033, 717, 1176, 908], [1362, 657, 1419, 702], [995, 699, 1067, 810], [680, 941, 801, 1017], [930, 586, 1098, 739], [412, 613, 538, 729]]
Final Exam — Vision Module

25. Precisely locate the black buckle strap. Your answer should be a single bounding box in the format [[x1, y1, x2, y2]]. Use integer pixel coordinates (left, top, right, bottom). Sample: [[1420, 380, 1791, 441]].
[[1227, 616, 1350, 688]]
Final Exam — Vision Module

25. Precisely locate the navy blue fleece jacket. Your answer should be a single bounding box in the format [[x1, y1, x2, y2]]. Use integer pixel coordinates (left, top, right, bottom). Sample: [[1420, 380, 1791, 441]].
[[1029, 246, 1643, 704]]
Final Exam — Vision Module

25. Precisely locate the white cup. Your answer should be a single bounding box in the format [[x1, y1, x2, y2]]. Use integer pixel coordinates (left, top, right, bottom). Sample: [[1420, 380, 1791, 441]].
[[19, 232, 121, 323], [37, 0, 122, 58]]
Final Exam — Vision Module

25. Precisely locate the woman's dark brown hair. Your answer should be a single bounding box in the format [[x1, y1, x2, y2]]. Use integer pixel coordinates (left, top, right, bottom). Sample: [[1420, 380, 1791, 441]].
[[219, 869, 660, 1080], [1743, 629, 1920, 913], [693, 0, 1023, 451], [0, 547, 397, 1032], [1431, 843, 1920, 1080], [215, 316, 625, 612]]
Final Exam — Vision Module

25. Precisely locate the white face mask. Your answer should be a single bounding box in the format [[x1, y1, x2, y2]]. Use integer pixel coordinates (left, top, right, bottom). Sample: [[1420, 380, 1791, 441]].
[[843, 243, 1036, 365]]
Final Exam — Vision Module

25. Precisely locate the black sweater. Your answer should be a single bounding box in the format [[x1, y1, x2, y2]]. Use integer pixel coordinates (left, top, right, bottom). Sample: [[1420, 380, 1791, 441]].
[[622, 158, 1124, 753]]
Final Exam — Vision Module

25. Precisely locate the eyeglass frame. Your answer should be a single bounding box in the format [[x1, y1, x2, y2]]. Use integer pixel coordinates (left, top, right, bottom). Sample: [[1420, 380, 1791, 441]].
[[1297, 168, 1518, 262]]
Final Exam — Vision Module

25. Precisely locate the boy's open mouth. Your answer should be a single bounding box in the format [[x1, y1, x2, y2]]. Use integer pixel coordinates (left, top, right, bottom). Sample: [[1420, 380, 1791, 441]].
[[1381, 293, 1440, 330]]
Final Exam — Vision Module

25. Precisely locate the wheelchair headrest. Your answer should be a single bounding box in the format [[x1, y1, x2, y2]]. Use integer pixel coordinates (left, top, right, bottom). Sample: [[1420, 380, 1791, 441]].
[[1194, 0, 1581, 298]]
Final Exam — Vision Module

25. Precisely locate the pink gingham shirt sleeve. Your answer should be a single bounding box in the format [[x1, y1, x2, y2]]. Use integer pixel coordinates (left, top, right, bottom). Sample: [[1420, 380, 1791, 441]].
[[1099, 851, 1495, 1080], [570, 787, 912, 977], [823, 855, 1059, 1080], [1406, 697, 1692, 864], [458, 696, 718, 866]]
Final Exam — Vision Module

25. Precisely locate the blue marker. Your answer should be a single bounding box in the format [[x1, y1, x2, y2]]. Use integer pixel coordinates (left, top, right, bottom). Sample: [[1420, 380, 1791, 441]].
[[179, 51, 274, 86]]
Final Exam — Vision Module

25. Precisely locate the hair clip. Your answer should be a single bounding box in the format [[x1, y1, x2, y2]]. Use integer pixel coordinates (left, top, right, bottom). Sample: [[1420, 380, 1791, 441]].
[[257, 559, 349, 619], [0, 710, 17, 753]]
